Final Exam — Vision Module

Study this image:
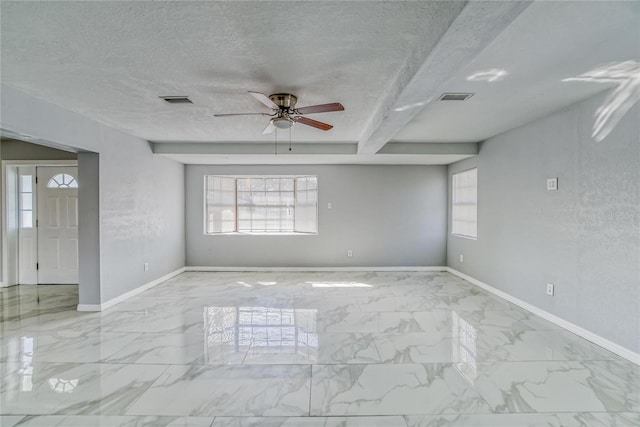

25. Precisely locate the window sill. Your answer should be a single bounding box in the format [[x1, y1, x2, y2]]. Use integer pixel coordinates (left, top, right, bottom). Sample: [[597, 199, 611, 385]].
[[451, 234, 477, 241], [205, 232, 318, 236]]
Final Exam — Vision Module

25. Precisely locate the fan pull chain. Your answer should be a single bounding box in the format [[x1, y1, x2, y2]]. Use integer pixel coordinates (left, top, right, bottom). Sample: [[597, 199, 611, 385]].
[[289, 127, 292, 151], [274, 128, 278, 155]]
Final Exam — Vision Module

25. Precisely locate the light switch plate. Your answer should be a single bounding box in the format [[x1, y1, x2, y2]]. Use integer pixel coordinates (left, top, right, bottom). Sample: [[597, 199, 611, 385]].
[[547, 178, 558, 191]]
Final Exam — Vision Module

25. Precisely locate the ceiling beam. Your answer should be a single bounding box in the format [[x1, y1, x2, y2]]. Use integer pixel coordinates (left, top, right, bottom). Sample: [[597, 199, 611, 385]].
[[377, 142, 478, 156], [152, 142, 357, 156], [357, 1, 532, 154]]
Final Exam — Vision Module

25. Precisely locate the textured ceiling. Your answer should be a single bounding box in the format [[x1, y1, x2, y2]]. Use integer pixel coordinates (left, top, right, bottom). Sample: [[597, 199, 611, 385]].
[[392, 0, 640, 143], [0, 1, 462, 143], [1, 1, 638, 165]]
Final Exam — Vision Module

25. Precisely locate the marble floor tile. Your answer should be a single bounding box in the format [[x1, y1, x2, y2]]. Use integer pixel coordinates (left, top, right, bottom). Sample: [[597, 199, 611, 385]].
[[357, 296, 438, 312], [0, 416, 25, 427], [103, 332, 246, 365], [243, 333, 383, 365], [94, 309, 199, 334], [310, 363, 490, 416], [0, 331, 139, 364], [0, 271, 635, 422], [373, 333, 457, 363], [474, 360, 640, 413], [211, 416, 408, 426], [475, 330, 619, 361], [0, 362, 168, 415], [0, 415, 215, 426], [317, 312, 422, 334], [404, 412, 640, 427], [126, 364, 311, 416], [431, 293, 515, 311]]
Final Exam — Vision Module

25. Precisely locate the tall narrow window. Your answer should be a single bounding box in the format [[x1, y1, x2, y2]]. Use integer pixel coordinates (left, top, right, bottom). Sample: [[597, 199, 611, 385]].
[[19, 175, 34, 228], [452, 168, 477, 239], [205, 175, 318, 235], [295, 176, 318, 233], [205, 176, 236, 233]]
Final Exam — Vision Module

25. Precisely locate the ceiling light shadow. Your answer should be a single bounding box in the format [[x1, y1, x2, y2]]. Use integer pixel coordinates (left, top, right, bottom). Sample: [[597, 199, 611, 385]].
[[563, 60, 640, 143], [466, 68, 508, 83]]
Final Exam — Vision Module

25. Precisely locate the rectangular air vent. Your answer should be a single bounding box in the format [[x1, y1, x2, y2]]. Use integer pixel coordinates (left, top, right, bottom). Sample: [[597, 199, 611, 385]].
[[160, 96, 192, 104], [439, 93, 474, 101]]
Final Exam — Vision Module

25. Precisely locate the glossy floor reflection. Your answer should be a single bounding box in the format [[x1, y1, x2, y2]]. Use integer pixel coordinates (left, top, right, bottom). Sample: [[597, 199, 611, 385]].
[[1, 272, 638, 426]]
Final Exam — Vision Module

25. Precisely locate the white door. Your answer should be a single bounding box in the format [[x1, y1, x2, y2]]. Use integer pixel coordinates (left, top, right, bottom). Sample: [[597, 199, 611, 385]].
[[36, 167, 79, 284]]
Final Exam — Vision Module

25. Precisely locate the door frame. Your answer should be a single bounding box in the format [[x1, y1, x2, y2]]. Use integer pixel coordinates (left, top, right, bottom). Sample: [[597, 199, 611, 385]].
[[1, 160, 78, 287]]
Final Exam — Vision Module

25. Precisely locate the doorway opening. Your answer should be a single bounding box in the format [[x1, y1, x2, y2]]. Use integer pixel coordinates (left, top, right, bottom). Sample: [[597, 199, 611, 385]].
[[2, 160, 79, 288]]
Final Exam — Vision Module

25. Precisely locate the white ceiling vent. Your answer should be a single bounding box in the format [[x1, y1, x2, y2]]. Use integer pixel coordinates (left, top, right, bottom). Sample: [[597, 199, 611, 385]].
[[160, 96, 192, 104], [439, 93, 474, 101]]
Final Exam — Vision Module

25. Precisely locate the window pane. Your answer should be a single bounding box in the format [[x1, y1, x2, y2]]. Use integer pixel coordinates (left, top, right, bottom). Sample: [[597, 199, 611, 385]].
[[21, 211, 33, 228], [205, 176, 237, 233], [237, 178, 250, 191], [250, 179, 265, 191], [294, 176, 318, 233], [47, 173, 78, 189], [205, 175, 317, 234], [21, 193, 33, 210], [452, 168, 477, 238], [20, 175, 33, 193], [265, 178, 279, 191]]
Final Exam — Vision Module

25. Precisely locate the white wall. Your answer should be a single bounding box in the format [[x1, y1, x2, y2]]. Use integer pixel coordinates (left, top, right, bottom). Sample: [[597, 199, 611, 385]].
[[1, 84, 185, 305], [447, 91, 640, 354], [186, 165, 447, 267]]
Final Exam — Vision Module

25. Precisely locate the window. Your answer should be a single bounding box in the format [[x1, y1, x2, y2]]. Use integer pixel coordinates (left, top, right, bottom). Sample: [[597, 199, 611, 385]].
[[19, 175, 34, 228], [47, 173, 78, 189], [452, 168, 477, 239], [205, 175, 318, 234]]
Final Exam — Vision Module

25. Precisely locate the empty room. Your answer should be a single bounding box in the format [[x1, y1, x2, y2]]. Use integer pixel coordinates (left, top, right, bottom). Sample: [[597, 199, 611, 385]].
[[0, 1, 639, 426]]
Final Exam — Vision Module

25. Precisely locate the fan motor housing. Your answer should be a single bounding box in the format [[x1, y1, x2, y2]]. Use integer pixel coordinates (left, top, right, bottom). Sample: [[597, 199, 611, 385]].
[[269, 93, 297, 109]]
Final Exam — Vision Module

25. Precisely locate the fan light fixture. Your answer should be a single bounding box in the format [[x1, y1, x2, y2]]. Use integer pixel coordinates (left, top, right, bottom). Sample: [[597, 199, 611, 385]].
[[214, 91, 344, 134], [273, 118, 293, 129]]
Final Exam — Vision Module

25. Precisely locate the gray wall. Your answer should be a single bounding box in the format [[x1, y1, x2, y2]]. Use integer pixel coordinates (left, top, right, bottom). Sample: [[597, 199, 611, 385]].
[[1, 84, 186, 305], [187, 165, 447, 267], [447, 92, 640, 353], [77, 152, 101, 304], [1, 138, 77, 160]]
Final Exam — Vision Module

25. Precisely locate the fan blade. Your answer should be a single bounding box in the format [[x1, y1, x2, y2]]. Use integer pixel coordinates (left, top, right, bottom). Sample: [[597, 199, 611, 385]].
[[249, 91, 279, 110], [214, 113, 272, 117], [293, 116, 333, 131], [262, 121, 276, 134], [295, 103, 344, 115]]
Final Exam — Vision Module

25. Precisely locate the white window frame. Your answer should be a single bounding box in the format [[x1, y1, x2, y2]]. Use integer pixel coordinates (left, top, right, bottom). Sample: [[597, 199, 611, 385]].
[[18, 173, 35, 229], [451, 168, 478, 240], [204, 175, 318, 235]]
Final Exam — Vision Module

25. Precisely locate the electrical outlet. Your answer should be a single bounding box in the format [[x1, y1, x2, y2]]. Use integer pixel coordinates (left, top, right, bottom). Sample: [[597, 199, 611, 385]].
[[546, 283, 554, 296], [327, 202, 333, 209], [144, 262, 149, 271], [347, 250, 353, 257], [547, 178, 558, 191], [459, 254, 464, 263]]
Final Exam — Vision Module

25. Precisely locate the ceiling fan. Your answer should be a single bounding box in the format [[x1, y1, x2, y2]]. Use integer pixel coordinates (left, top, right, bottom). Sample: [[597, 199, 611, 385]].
[[214, 91, 344, 134]]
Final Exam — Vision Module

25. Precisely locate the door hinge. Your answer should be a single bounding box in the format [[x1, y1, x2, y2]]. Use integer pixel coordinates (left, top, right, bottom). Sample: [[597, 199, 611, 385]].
[[35, 176, 38, 184], [36, 219, 39, 227], [36, 262, 39, 270]]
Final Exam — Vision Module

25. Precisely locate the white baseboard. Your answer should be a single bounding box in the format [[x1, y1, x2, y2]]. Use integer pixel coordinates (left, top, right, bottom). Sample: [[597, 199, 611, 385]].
[[77, 267, 185, 312], [446, 267, 640, 366], [185, 266, 447, 272]]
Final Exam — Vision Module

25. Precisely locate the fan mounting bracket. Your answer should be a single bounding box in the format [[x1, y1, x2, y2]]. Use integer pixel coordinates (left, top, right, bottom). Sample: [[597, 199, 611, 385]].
[[269, 93, 298, 110]]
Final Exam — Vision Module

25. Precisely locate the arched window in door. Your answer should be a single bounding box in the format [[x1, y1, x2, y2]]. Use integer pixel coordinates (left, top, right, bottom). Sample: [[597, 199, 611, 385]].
[[47, 173, 78, 189]]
